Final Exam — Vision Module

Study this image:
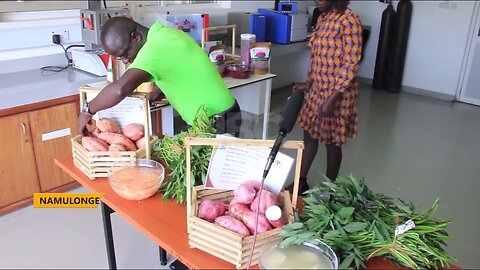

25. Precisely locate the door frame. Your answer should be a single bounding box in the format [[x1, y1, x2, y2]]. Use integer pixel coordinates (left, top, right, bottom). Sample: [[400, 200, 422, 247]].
[[456, 1, 480, 103]]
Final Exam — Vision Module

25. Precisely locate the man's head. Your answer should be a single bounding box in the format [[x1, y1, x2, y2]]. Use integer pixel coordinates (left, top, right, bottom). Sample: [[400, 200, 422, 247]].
[[101, 17, 145, 64], [314, 0, 350, 13]]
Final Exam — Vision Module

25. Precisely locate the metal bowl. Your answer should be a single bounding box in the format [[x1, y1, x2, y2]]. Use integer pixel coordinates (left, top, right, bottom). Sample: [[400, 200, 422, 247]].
[[259, 239, 338, 269]]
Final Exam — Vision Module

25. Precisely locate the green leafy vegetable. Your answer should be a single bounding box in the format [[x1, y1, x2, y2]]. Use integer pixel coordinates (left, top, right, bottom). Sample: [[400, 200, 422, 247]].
[[280, 175, 456, 269], [152, 106, 216, 204]]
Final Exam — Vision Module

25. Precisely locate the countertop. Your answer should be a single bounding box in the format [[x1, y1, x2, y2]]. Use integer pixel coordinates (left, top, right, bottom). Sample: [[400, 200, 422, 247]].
[[0, 66, 277, 112], [0, 67, 105, 110]]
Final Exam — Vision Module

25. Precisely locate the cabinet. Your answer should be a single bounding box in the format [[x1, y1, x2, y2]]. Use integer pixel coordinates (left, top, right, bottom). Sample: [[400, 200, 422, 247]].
[[0, 113, 41, 209], [28, 102, 79, 192], [0, 100, 80, 215]]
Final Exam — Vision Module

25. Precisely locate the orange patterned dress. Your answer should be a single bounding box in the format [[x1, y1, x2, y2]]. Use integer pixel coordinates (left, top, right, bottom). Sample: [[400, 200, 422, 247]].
[[298, 8, 363, 146]]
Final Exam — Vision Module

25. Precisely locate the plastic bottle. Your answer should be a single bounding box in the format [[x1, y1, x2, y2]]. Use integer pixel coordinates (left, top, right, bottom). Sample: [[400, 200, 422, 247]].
[[240, 34, 256, 67]]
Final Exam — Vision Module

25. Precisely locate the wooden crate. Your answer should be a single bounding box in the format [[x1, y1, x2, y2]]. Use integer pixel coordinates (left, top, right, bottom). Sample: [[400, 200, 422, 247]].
[[74, 85, 156, 180], [184, 137, 304, 269], [71, 135, 156, 180]]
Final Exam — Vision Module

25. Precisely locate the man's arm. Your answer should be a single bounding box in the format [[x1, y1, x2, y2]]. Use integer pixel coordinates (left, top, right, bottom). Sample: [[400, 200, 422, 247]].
[[89, 68, 152, 113], [77, 68, 152, 135]]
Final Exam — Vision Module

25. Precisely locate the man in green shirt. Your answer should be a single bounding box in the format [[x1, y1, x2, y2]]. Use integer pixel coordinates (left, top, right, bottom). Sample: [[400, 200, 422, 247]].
[[77, 16, 241, 136]]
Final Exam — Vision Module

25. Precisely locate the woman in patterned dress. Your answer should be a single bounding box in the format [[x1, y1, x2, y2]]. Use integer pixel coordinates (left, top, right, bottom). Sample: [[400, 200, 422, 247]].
[[288, 0, 363, 193]]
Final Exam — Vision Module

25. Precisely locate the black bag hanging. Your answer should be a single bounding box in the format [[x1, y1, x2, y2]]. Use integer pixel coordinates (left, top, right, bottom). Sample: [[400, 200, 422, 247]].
[[386, 0, 413, 93], [372, 2, 396, 90]]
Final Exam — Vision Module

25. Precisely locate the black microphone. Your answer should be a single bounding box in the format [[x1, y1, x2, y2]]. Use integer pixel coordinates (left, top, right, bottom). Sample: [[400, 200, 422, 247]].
[[263, 90, 305, 178]]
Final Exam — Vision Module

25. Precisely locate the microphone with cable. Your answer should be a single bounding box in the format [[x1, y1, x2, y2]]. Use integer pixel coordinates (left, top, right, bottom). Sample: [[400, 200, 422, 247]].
[[263, 89, 305, 179]]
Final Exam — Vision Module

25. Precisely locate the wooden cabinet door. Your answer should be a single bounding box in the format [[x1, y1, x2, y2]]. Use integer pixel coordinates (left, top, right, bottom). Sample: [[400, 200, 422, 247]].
[[0, 113, 40, 208], [28, 102, 79, 192]]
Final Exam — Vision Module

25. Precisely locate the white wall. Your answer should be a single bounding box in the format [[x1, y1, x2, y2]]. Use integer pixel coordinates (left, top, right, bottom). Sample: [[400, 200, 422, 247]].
[[0, 0, 312, 87], [350, 1, 476, 96]]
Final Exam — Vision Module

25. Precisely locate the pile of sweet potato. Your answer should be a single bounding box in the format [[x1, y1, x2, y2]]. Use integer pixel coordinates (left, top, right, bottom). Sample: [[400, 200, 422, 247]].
[[81, 118, 146, 152], [198, 181, 286, 237]]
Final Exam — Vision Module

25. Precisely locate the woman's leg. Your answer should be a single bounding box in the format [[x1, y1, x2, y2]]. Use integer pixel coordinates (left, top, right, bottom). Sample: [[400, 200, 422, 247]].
[[287, 130, 318, 194], [325, 144, 342, 181], [300, 130, 319, 179]]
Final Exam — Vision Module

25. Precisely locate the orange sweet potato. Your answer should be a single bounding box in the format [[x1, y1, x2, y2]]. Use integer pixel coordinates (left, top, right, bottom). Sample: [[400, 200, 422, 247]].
[[97, 118, 121, 133], [81, 137, 108, 152], [97, 132, 137, 151], [123, 123, 144, 141]]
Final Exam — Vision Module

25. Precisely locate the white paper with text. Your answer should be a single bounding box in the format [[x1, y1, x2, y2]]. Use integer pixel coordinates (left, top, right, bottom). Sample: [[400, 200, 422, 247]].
[[204, 146, 294, 195]]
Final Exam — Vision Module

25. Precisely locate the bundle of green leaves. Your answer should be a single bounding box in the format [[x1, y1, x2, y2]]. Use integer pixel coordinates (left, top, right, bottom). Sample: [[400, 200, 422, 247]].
[[280, 176, 455, 269], [152, 106, 216, 203]]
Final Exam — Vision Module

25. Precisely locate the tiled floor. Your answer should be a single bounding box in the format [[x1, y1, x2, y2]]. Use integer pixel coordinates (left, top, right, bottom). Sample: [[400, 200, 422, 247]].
[[1, 84, 479, 269]]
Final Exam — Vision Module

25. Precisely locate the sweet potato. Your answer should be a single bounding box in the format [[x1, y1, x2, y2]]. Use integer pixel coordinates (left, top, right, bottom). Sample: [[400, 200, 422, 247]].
[[250, 189, 277, 214], [81, 137, 108, 152], [97, 118, 121, 133], [198, 200, 226, 222], [108, 143, 128, 152], [265, 205, 286, 228], [228, 203, 251, 220], [135, 136, 146, 149], [123, 123, 144, 141], [240, 211, 272, 234], [243, 180, 263, 192], [91, 128, 101, 138], [214, 216, 251, 236], [234, 183, 257, 204], [97, 132, 137, 151], [229, 198, 239, 205]]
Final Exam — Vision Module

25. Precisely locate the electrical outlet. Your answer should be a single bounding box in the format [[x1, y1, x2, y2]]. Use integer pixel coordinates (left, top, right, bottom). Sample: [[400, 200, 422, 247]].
[[439, 0, 450, 9], [51, 29, 69, 43]]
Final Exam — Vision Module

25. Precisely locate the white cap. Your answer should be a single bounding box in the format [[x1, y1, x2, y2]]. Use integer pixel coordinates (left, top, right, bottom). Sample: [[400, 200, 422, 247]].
[[241, 33, 256, 40], [265, 205, 282, 221]]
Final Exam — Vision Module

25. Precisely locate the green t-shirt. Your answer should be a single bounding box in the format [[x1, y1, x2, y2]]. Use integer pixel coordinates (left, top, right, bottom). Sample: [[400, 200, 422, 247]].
[[128, 22, 235, 125]]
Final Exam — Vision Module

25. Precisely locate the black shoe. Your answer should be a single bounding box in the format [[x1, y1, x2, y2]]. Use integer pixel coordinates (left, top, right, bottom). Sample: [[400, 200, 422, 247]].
[[169, 260, 189, 270], [286, 178, 310, 196]]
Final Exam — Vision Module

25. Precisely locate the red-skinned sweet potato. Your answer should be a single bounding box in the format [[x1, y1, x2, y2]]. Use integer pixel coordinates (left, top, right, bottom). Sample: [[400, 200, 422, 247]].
[[233, 183, 257, 204], [97, 118, 121, 133], [198, 200, 226, 222], [250, 189, 277, 214], [265, 205, 286, 228], [214, 215, 251, 236], [123, 123, 144, 141], [108, 143, 128, 152], [135, 137, 146, 149], [81, 137, 108, 152], [97, 132, 137, 151], [228, 203, 250, 220], [239, 211, 272, 234]]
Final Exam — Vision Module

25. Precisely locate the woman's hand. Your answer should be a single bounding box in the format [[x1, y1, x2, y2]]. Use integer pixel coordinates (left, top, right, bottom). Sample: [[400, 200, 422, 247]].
[[292, 80, 312, 92], [319, 91, 343, 118]]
